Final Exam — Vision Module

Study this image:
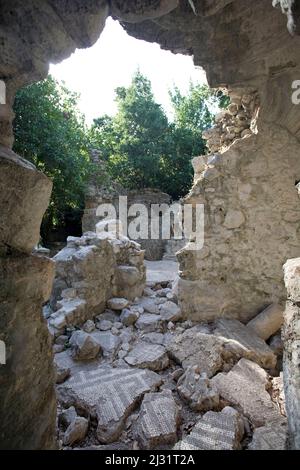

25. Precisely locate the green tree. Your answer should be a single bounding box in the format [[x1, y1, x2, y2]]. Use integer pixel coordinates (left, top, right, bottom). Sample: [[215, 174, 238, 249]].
[[91, 73, 222, 200], [13, 76, 91, 242]]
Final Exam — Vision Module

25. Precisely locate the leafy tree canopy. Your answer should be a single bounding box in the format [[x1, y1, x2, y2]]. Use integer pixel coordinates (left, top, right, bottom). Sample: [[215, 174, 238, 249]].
[[13, 76, 91, 241]]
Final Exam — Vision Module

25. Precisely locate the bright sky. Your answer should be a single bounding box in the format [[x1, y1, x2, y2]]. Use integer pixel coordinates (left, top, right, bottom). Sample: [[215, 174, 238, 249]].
[[50, 17, 207, 125]]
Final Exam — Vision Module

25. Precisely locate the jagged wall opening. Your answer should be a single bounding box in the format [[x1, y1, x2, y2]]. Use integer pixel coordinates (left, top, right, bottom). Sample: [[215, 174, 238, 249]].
[[1, 0, 300, 449]]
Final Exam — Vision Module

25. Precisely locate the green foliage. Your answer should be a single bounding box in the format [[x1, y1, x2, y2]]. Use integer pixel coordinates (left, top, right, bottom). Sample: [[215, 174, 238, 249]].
[[91, 71, 218, 200], [13, 76, 91, 241]]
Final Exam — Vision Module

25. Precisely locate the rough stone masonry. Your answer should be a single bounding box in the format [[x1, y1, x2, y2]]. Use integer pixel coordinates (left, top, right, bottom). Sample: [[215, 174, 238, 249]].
[[1, 0, 300, 449]]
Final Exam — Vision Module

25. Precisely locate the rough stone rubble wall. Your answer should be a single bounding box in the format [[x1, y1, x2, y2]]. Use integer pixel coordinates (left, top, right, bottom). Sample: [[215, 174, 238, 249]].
[[282, 258, 300, 449], [48, 232, 146, 337], [82, 155, 172, 261]]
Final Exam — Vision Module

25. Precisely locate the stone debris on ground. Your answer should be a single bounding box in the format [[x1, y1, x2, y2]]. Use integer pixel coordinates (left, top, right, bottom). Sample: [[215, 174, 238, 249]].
[[53, 270, 287, 450], [57, 366, 162, 443], [124, 342, 169, 371], [177, 366, 220, 412], [134, 390, 180, 449], [70, 331, 101, 361], [174, 407, 244, 450], [213, 318, 277, 369], [211, 358, 286, 427], [248, 422, 288, 450]]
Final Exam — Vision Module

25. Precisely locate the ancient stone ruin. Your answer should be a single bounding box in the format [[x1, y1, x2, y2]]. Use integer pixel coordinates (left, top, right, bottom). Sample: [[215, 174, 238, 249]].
[[1, 0, 300, 451]]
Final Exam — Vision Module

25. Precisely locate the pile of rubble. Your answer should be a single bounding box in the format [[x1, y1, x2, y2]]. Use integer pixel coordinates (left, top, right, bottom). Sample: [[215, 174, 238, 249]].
[[50, 269, 287, 450], [202, 92, 259, 153]]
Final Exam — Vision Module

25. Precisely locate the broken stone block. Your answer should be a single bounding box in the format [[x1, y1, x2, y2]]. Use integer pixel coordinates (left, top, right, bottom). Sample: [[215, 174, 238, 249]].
[[57, 366, 162, 443], [91, 331, 121, 358], [283, 258, 300, 302], [120, 308, 139, 326], [214, 318, 277, 369], [97, 319, 113, 331], [269, 333, 283, 356], [247, 304, 283, 341], [211, 359, 284, 427], [141, 332, 165, 345], [136, 314, 162, 333], [59, 406, 77, 429], [167, 328, 225, 377], [82, 319, 95, 333], [107, 298, 130, 311], [70, 331, 101, 361], [54, 356, 71, 384], [175, 407, 244, 450], [138, 297, 160, 314], [159, 301, 182, 322], [63, 416, 89, 446], [134, 391, 180, 449], [125, 342, 169, 371], [177, 366, 219, 412], [248, 422, 288, 450]]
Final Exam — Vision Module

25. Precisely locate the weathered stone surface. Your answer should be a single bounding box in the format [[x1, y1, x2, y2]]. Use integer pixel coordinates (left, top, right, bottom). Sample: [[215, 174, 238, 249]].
[[91, 331, 121, 358], [134, 390, 180, 449], [136, 314, 162, 333], [214, 319, 277, 369], [70, 331, 101, 361], [57, 366, 162, 443], [0, 255, 56, 450], [107, 298, 130, 311], [111, 0, 179, 23], [247, 304, 284, 341], [177, 366, 219, 412], [282, 295, 300, 449], [159, 301, 182, 322], [211, 359, 284, 427], [167, 328, 225, 376], [120, 308, 139, 326], [125, 342, 169, 371], [97, 319, 113, 331], [249, 421, 288, 450], [0, 146, 52, 253], [138, 297, 160, 314], [63, 417, 89, 446], [82, 319, 95, 333], [175, 407, 244, 450], [59, 406, 77, 429], [54, 358, 71, 384]]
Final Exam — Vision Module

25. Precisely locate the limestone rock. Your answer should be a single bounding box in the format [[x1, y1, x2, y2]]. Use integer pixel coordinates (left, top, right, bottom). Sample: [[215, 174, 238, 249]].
[[70, 331, 101, 361], [248, 422, 288, 450], [111, 0, 179, 23], [107, 298, 130, 311], [134, 390, 180, 449], [247, 304, 283, 341], [57, 366, 162, 443], [159, 301, 182, 322], [97, 319, 113, 331], [138, 297, 160, 314], [63, 416, 89, 446], [0, 146, 52, 254], [82, 319, 95, 333], [211, 359, 285, 427], [125, 342, 169, 371], [177, 366, 219, 412], [214, 319, 277, 369], [59, 407, 77, 429], [175, 407, 244, 450], [120, 308, 139, 326], [54, 358, 71, 384], [141, 332, 165, 345], [136, 314, 162, 333], [91, 331, 121, 357], [166, 328, 225, 377]]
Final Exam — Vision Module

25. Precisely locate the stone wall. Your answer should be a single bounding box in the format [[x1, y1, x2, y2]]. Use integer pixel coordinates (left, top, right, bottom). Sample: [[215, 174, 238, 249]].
[[48, 231, 145, 337], [282, 258, 300, 449], [0, 147, 56, 449], [83, 154, 172, 261]]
